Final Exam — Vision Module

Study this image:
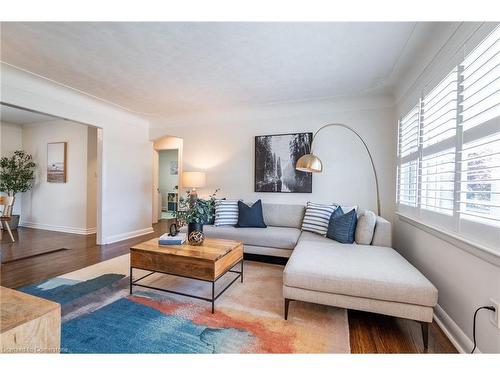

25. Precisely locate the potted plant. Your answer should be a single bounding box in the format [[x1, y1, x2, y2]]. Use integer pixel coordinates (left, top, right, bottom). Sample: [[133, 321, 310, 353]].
[[0, 150, 36, 230], [175, 189, 219, 235]]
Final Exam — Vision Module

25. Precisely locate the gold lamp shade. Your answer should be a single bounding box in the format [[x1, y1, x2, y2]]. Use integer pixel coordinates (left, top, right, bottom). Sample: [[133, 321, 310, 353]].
[[295, 153, 323, 173]]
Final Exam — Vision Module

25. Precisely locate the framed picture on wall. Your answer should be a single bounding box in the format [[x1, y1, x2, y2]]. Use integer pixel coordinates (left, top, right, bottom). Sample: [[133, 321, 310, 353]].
[[47, 142, 67, 183], [170, 160, 178, 175], [255, 132, 313, 193]]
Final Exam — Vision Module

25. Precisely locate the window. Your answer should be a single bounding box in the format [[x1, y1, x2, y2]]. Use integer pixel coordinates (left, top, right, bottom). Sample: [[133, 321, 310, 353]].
[[461, 28, 500, 131], [420, 68, 458, 215], [460, 129, 500, 225], [421, 68, 459, 147], [421, 149, 455, 215], [398, 105, 420, 157], [396, 26, 500, 249], [397, 106, 419, 207], [398, 160, 419, 207]]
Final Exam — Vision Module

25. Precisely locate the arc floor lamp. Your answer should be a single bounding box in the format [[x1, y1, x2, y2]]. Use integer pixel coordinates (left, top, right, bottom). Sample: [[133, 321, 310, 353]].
[[295, 123, 381, 216]]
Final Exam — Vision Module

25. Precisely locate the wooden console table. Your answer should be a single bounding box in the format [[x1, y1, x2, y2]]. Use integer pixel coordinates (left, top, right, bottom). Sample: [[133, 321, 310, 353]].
[[0, 286, 61, 353]]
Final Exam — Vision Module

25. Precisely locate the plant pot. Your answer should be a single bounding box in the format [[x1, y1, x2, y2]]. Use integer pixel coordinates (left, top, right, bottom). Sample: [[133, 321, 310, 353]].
[[2, 214, 20, 230], [188, 222, 203, 235]]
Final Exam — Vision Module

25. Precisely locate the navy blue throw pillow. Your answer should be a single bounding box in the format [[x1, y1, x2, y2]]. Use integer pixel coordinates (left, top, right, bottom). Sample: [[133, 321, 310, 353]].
[[331, 206, 344, 219], [235, 200, 267, 228], [326, 208, 357, 244]]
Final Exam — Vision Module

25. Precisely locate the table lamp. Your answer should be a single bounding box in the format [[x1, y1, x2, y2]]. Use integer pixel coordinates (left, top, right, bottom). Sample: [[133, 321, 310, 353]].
[[182, 171, 206, 202]]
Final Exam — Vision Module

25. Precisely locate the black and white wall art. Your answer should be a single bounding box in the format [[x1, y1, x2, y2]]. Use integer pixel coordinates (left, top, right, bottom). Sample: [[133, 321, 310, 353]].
[[255, 132, 313, 193]]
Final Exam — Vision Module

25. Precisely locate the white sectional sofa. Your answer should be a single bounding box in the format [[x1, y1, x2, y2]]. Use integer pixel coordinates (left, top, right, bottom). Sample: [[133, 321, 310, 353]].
[[190, 202, 438, 349], [194, 203, 306, 258]]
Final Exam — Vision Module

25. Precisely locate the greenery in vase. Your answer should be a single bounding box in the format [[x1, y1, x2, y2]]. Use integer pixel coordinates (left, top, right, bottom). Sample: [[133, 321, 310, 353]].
[[0, 150, 36, 200], [175, 188, 220, 227]]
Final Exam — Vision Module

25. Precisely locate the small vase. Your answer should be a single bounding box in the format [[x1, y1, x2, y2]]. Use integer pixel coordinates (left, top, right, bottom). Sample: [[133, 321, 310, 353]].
[[188, 222, 203, 235], [188, 230, 205, 246]]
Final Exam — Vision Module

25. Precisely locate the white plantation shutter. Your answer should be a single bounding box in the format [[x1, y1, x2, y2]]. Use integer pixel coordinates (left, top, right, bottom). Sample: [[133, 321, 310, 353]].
[[461, 27, 500, 132], [397, 160, 418, 207], [421, 149, 455, 214], [458, 27, 500, 229], [459, 133, 500, 226], [420, 68, 459, 215], [399, 106, 420, 157], [422, 68, 459, 147], [397, 105, 420, 208], [396, 26, 500, 250]]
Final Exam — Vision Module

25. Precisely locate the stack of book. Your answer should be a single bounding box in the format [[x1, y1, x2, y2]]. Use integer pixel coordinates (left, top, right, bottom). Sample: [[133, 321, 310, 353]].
[[158, 232, 187, 246]]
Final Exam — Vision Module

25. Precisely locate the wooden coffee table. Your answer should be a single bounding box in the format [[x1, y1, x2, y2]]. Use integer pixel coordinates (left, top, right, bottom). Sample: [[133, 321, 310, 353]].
[[130, 238, 243, 313]]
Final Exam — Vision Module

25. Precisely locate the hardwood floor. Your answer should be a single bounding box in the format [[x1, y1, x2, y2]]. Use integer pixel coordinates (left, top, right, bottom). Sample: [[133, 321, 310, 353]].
[[0, 223, 457, 353], [348, 310, 456, 353], [1, 221, 172, 289]]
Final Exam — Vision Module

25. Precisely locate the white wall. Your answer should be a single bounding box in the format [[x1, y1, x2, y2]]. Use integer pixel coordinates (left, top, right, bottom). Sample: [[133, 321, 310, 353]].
[[87, 126, 98, 230], [158, 149, 179, 209], [394, 22, 500, 353], [0, 121, 23, 215], [20, 120, 95, 234], [150, 94, 397, 219], [0, 121, 23, 155], [1, 63, 153, 244]]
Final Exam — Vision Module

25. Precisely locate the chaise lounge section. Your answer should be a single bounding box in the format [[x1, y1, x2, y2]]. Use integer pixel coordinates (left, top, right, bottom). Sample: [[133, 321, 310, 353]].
[[283, 230, 438, 348]]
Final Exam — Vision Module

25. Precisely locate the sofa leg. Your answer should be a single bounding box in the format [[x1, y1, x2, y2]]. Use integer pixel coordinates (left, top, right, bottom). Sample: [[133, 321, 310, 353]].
[[284, 298, 291, 320], [420, 321, 429, 350]]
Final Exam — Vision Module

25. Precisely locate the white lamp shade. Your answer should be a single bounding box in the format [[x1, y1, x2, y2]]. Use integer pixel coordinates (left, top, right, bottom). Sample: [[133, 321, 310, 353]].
[[182, 171, 206, 188]]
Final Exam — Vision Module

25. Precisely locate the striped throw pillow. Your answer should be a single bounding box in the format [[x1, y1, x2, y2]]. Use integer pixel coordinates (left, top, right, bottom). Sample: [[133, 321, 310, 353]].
[[214, 199, 239, 226], [301, 202, 338, 236]]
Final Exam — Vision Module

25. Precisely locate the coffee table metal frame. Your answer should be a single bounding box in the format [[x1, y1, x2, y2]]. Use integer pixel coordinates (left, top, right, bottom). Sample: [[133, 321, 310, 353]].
[[129, 259, 243, 313]]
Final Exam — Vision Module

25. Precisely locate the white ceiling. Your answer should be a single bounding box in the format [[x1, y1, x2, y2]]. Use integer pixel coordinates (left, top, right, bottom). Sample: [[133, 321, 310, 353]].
[[0, 22, 442, 116], [0, 104, 58, 125]]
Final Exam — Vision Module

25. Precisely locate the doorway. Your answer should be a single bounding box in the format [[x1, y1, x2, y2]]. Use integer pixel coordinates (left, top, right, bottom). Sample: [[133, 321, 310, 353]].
[[152, 135, 183, 224], [158, 149, 179, 220], [0, 103, 101, 261]]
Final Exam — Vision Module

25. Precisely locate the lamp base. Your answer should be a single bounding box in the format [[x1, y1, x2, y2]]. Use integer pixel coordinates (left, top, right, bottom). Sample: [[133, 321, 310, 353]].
[[189, 190, 198, 206]]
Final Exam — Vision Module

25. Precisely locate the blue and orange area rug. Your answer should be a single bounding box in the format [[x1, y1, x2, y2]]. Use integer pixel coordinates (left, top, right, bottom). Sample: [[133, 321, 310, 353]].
[[19, 255, 349, 353]]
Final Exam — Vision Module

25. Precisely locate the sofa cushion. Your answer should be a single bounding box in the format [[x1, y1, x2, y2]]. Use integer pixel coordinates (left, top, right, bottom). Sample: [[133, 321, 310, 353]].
[[236, 200, 266, 228], [262, 203, 305, 228], [284, 232, 438, 307], [326, 207, 357, 244], [206, 198, 225, 225], [301, 202, 337, 235], [214, 199, 239, 226], [372, 216, 392, 247], [355, 210, 377, 245], [201, 225, 301, 250]]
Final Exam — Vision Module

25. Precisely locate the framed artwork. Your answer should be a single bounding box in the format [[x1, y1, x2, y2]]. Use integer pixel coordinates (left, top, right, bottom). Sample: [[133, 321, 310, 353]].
[[47, 142, 67, 183], [255, 132, 313, 193], [170, 160, 178, 175]]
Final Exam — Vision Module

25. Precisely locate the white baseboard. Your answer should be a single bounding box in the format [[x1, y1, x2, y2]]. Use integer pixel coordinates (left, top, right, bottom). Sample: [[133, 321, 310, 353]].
[[20, 221, 96, 235], [434, 304, 478, 354], [102, 227, 154, 244]]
